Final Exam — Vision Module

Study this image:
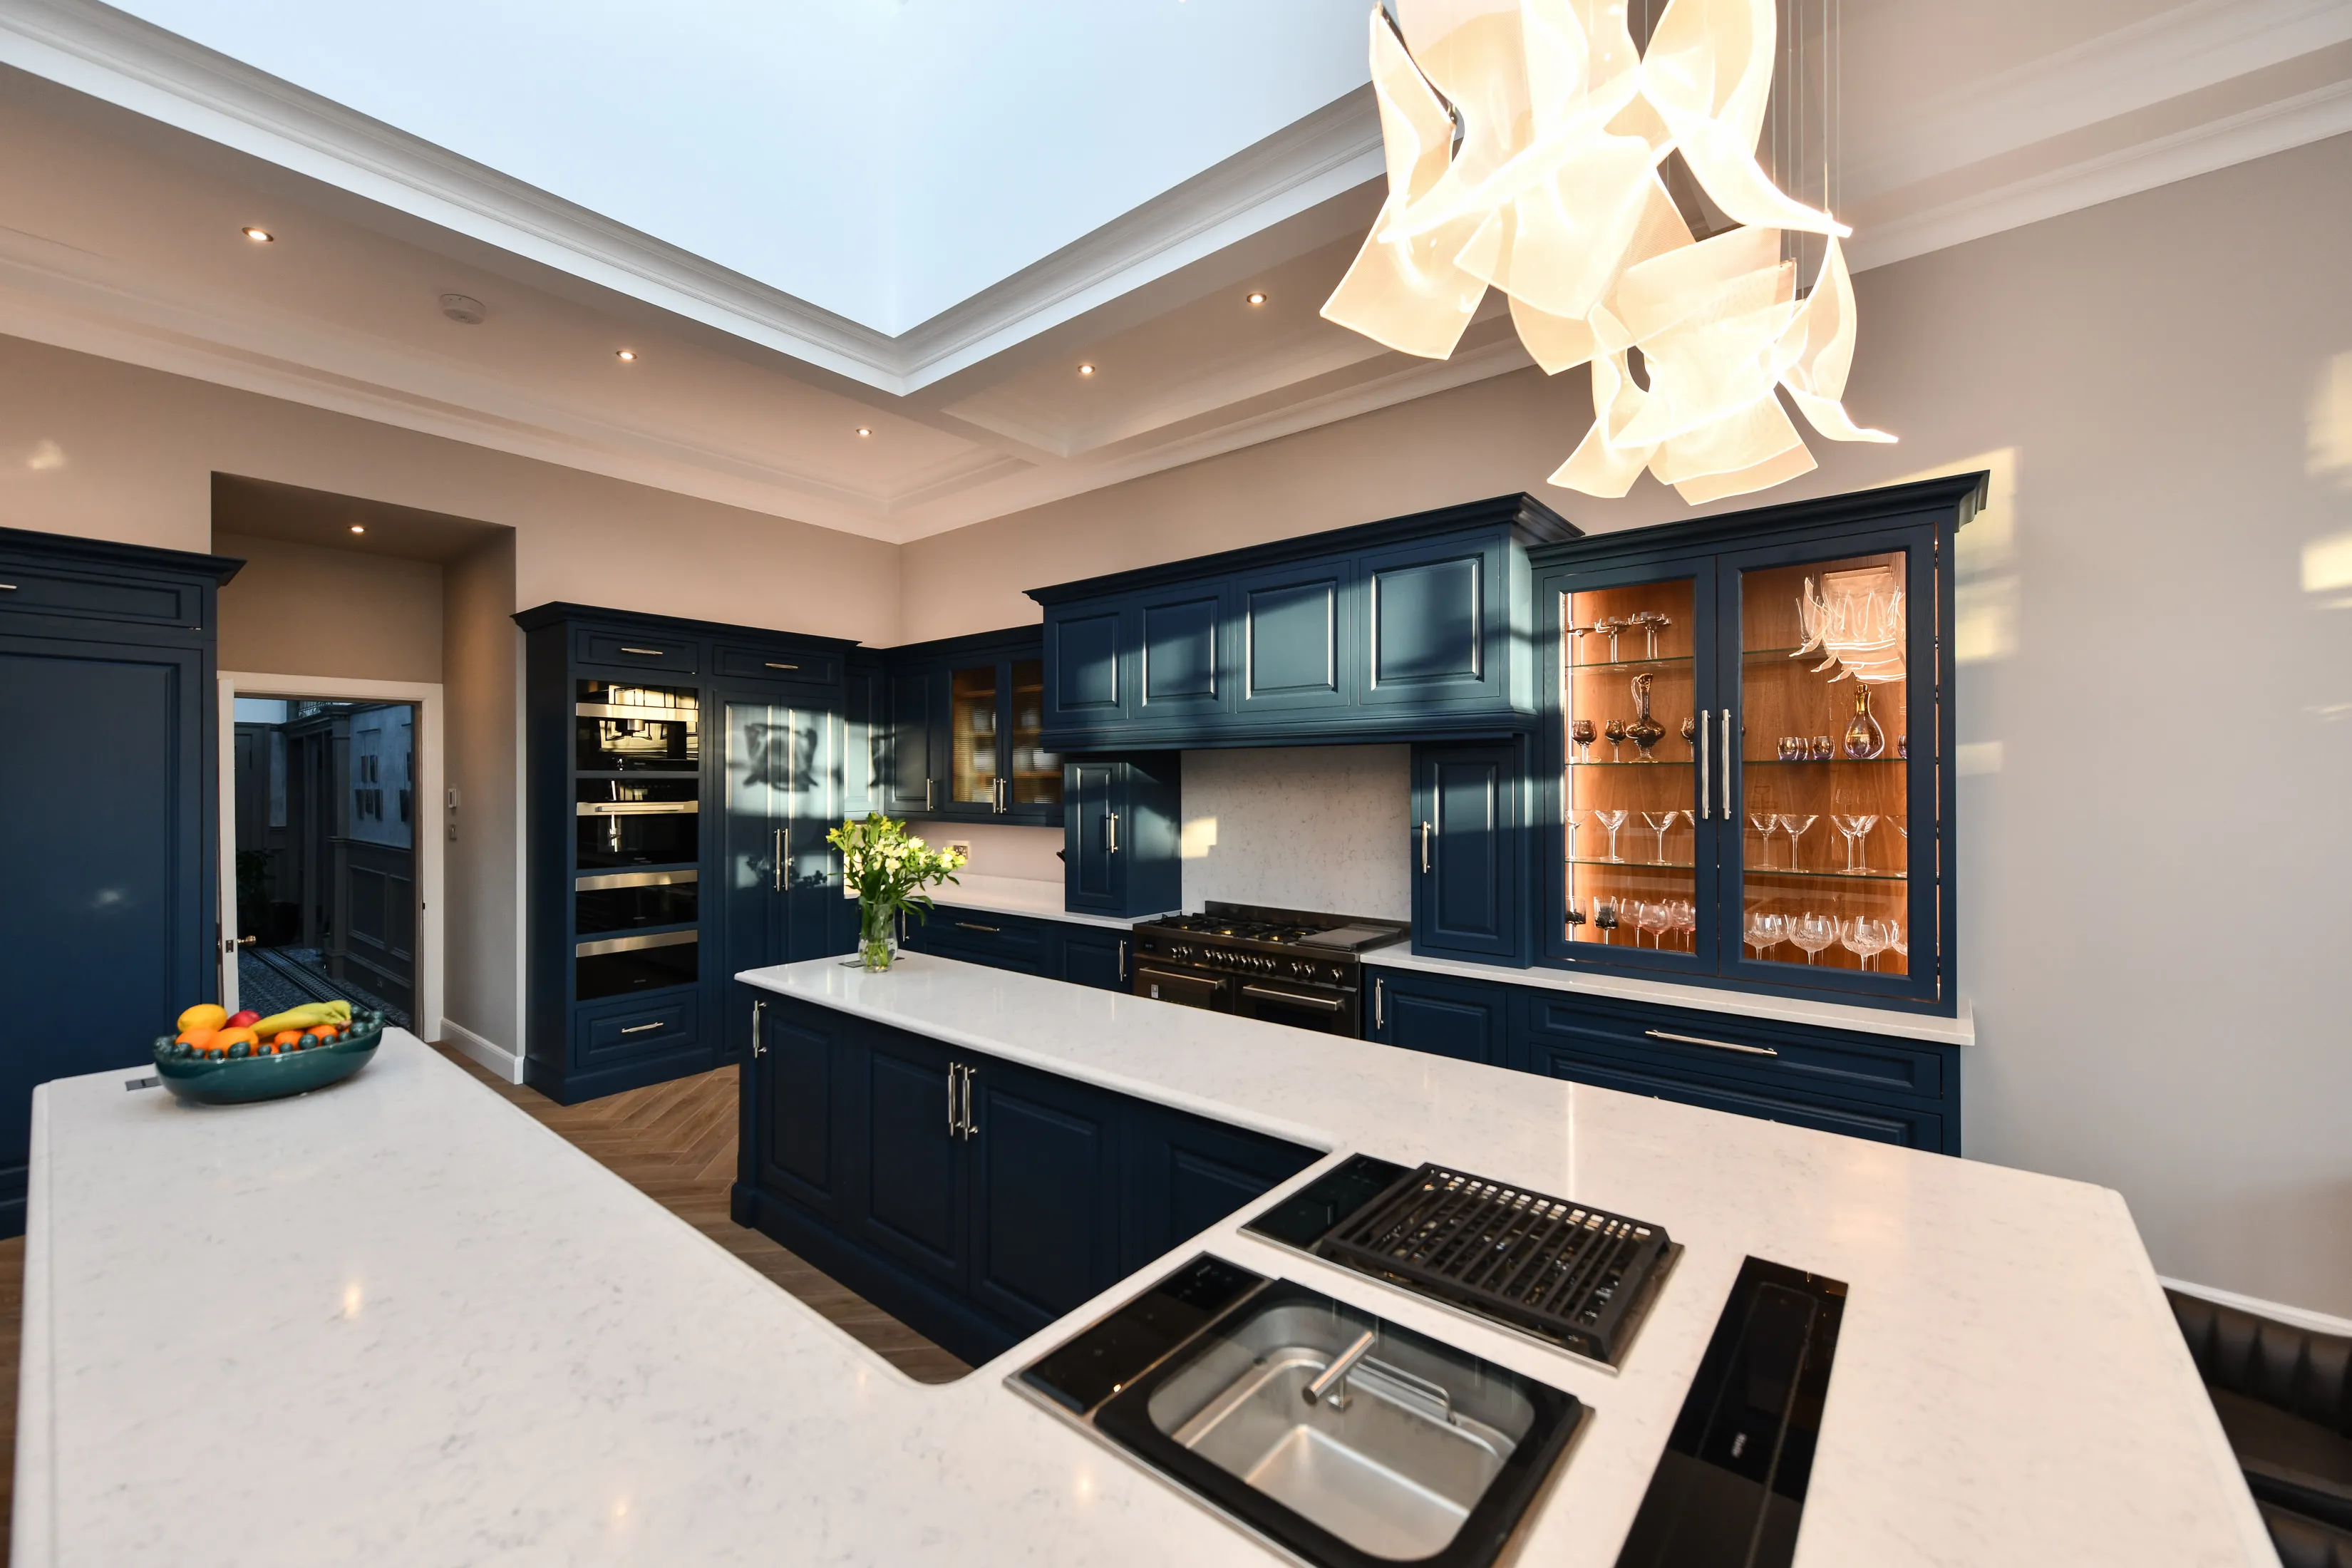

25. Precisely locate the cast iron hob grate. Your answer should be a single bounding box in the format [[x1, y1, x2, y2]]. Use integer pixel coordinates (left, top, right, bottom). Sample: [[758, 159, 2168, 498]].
[[1316, 1162, 1673, 1366]]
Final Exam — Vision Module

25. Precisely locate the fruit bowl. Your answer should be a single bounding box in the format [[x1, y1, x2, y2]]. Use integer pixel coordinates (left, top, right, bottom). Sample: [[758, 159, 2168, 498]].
[[150, 1011, 387, 1105]]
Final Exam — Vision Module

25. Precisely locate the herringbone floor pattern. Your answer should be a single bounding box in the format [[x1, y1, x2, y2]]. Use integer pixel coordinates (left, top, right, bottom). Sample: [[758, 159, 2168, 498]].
[[428, 1044, 969, 1384]]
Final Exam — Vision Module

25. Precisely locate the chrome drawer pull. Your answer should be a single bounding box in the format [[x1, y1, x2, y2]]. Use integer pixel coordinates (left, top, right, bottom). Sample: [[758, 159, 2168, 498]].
[[1242, 985, 1343, 1011], [619, 1021, 664, 1034], [619, 646, 664, 656], [765, 661, 798, 671], [1645, 1028, 1778, 1057], [0, 583, 16, 591], [954, 921, 1001, 933]]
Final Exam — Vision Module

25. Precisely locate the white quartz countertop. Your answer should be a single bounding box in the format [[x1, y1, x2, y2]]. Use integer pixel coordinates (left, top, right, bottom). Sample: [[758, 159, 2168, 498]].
[[19, 969, 2261, 1566], [924, 872, 1160, 929], [1363, 945, 1978, 1046]]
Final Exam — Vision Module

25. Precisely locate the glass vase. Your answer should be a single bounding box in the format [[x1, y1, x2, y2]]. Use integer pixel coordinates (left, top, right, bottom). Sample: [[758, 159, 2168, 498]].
[[1842, 685, 1887, 760], [859, 899, 899, 972]]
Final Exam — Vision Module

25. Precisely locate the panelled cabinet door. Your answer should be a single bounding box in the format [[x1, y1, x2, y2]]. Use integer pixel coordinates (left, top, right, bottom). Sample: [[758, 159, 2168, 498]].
[[965, 1060, 1123, 1336], [1368, 970, 1510, 1066], [1058, 928, 1128, 991], [1063, 762, 1124, 912], [884, 669, 944, 816], [1361, 537, 1500, 709], [1234, 559, 1356, 717], [855, 1029, 968, 1288], [752, 996, 855, 1222], [1135, 584, 1229, 724], [1045, 605, 1128, 728], [1120, 1100, 1321, 1277], [1411, 741, 1523, 961]]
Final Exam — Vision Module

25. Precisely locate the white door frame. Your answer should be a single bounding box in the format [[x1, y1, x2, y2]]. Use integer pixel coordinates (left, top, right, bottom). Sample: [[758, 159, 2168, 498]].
[[217, 672, 445, 1038]]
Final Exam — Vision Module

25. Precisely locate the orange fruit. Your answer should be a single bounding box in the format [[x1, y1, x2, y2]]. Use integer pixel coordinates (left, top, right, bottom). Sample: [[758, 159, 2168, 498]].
[[272, 1031, 303, 1047], [177, 1028, 216, 1049], [213, 1027, 257, 1051]]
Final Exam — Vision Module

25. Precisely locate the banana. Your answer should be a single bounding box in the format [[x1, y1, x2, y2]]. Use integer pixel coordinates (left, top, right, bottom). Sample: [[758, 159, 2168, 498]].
[[248, 1001, 353, 1037]]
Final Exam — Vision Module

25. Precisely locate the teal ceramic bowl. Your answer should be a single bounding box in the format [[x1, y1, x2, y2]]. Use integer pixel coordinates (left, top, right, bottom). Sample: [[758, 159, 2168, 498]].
[[151, 1011, 386, 1105]]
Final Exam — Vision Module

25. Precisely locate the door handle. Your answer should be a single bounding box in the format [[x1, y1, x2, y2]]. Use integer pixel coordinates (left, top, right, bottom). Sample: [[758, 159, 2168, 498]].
[[1106, 811, 1120, 854], [924, 778, 936, 812], [1722, 708, 1734, 817], [1241, 984, 1344, 1011], [1698, 708, 1711, 820], [1373, 976, 1384, 1031], [224, 934, 257, 954], [751, 998, 765, 1056], [947, 1062, 960, 1136], [1419, 820, 1433, 872], [1644, 1028, 1778, 1057], [961, 1065, 978, 1140], [1118, 939, 1128, 983], [773, 826, 784, 892]]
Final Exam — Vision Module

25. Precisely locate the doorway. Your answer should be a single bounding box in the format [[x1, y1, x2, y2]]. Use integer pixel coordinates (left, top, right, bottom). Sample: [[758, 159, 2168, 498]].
[[231, 696, 418, 1027]]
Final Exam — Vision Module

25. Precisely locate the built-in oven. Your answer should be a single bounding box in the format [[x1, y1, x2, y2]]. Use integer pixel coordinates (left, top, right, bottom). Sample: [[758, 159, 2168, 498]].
[[1133, 964, 1230, 1012], [575, 867, 698, 934], [1232, 976, 1358, 1037], [575, 680, 699, 771], [575, 778, 699, 868], [574, 928, 698, 1001]]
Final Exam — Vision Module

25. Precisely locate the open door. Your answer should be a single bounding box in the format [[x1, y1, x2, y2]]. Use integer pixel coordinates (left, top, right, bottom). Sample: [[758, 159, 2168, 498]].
[[217, 674, 240, 1013]]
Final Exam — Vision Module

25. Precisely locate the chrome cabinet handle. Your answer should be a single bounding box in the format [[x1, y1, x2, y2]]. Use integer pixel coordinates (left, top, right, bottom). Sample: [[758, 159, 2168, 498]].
[[1118, 939, 1128, 983], [1644, 1028, 1778, 1057], [751, 998, 765, 1056], [1373, 976, 1385, 1031], [1722, 709, 1734, 817], [765, 661, 798, 671], [1698, 708, 1711, 820], [1419, 820, 1433, 872], [619, 646, 664, 656], [0, 583, 16, 591], [955, 921, 1001, 933], [924, 778, 936, 811], [961, 1066, 978, 1140], [1106, 811, 1120, 854], [1242, 984, 1344, 1011], [621, 1021, 663, 1035], [947, 1063, 959, 1135], [773, 826, 784, 892]]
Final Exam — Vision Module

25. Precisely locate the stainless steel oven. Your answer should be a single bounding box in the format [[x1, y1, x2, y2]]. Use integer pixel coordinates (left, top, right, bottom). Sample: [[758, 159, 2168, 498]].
[[1133, 963, 1230, 1012], [1128, 903, 1401, 1038], [1232, 976, 1357, 1036]]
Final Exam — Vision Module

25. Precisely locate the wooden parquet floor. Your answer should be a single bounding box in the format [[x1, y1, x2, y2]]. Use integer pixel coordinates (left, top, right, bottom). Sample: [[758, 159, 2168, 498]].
[[428, 1043, 969, 1384]]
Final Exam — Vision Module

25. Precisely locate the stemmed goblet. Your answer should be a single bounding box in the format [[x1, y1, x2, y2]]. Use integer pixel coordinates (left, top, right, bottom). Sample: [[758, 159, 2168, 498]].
[[1778, 813, 1818, 871], [1604, 719, 1628, 761], [1680, 716, 1697, 756], [1831, 813, 1879, 873], [1634, 899, 1671, 949], [1594, 808, 1630, 863], [1748, 812, 1780, 869], [1841, 916, 1894, 971], [1571, 718, 1597, 763], [1564, 806, 1591, 862], [1789, 912, 1838, 965], [1641, 808, 1688, 865], [1669, 899, 1697, 954], [1592, 898, 1620, 944], [1744, 909, 1788, 958], [1596, 617, 1624, 661]]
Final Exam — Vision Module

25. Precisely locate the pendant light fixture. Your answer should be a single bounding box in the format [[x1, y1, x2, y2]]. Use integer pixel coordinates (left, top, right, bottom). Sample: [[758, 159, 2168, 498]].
[[1322, 0, 1893, 505]]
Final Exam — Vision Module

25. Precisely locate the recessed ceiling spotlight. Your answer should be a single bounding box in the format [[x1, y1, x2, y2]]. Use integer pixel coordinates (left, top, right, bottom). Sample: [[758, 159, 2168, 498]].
[[349, 523, 366, 535], [1246, 291, 1268, 306], [242, 227, 274, 243], [615, 349, 637, 361], [856, 426, 872, 437], [439, 293, 487, 325], [1078, 363, 1096, 376]]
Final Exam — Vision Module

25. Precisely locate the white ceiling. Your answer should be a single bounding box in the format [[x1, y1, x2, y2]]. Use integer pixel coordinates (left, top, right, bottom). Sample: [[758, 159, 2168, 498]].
[[0, 0, 2348, 544]]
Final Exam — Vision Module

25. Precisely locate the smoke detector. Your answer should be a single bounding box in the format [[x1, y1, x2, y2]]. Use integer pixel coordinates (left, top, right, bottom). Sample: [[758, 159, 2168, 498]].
[[440, 293, 487, 325]]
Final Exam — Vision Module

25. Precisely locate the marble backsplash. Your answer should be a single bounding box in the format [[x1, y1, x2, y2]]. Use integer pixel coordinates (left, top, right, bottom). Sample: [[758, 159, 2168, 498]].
[[1178, 745, 1410, 920]]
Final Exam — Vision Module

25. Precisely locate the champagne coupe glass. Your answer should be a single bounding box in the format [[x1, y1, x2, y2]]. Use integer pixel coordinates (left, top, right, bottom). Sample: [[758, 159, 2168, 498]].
[[1778, 813, 1818, 870], [1639, 612, 1665, 659], [1744, 909, 1787, 957], [1599, 617, 1624, 661], [1604, 719, 1627, 760], [1790, 912, 1837, 965], [1841, 916, 1893, 971], [1748, 812, 1780, 869], [1831, 813, 1879, 873], [1671, 899, 1697, 953], [1571, 718, 1597, 763], [1642, 810, 1678, 865], [1593, 897, 1619, 944], [1595, 808, 1630, 863]]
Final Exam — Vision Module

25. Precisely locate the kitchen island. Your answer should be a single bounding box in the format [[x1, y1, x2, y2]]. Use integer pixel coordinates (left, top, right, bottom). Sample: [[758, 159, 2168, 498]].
[[16, 959, 2269, 1566]]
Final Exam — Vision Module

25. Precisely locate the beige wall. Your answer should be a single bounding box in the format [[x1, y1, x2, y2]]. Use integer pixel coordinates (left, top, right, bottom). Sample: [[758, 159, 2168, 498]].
[[0, 334, 901, 645], [215, 532, 445, 684], [902, 134, 2352, 1316], [440, 533, 522, 1058]]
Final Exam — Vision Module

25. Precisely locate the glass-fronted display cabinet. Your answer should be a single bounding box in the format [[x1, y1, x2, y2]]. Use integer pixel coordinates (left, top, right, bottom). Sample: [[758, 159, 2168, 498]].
[[1538, 475, 1979, 1010], [929, 649, 1062, 823]]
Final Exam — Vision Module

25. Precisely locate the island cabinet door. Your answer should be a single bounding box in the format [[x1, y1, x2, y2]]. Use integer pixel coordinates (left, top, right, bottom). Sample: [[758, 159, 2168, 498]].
[[748, 991, 857, 1224], [1366, 970, 1510, 1068], [964, 1058, 1124, 1338], [854, 1028, 970, 1289], [1120, 1100, 1322, 1276]]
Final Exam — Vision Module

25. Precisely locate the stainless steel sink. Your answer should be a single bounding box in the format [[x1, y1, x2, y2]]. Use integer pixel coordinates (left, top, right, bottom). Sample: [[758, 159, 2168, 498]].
[[1051, 1264, 1584, 1568], [1144, 1301, 1530, 1560]]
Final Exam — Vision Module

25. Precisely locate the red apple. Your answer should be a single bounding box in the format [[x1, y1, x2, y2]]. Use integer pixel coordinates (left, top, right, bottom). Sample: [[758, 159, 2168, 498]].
[[226, 1010, 261, 1028]]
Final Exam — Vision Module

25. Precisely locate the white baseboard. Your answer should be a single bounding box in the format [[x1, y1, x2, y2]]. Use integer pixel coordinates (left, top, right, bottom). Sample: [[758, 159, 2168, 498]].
[[438, 1018, 523, 1085], [2161, 1275, 2352, 1338]]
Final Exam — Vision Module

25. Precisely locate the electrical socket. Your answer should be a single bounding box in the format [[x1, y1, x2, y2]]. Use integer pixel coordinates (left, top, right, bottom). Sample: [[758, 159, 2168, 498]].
[[946, 840, 971, 861]]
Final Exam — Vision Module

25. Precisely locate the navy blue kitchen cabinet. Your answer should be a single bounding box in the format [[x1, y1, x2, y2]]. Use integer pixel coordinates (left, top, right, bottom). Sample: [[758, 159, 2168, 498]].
[[1410, 740, 1530, 964], [0, 526, 242, 1238], [1354, 962, 1961, 1155], [901, 903, 1146, 989], [877, 628, 1061, 827], [518, 603, 859, 1104], [734, 989, 1321, 1366], [1365, 969, 1511, 1068], [1064, 753, 1182, 918], [1057, 927, 1130, 991], [1028, 494, 1577, 751]]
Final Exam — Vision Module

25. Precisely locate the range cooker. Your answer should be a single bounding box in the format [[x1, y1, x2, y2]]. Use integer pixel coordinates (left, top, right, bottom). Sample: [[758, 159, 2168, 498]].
[[1128, 901, 1405, 1036]]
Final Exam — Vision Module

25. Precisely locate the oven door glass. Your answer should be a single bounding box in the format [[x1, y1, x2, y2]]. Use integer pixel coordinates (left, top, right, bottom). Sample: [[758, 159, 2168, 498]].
[[1232, 978, 1357, 1035], [1135, 965, 1229, 1011]]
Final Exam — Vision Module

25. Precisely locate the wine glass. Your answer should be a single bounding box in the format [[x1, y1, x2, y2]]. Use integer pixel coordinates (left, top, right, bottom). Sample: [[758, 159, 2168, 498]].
[[1604, 719, 1627, 761], [1744, 909, 1787, 957], [1670, 899, 1697, 952], [1571, 718, 1597, 762], [1680, 716, 1697, 755], [1789, 912, 1837, 965], [1831, 813, 1879, 873], [1778, 813, 1818, 870], [1642, 810, 1679, 865], [1635, 899, 1671, 949], [1592, 897, 1619, 944], [1841, 916, 1892, 971], [1594, 808, 1629, 863], [1748, 812, 1780, 869], [1889, 921, 1907, 959]]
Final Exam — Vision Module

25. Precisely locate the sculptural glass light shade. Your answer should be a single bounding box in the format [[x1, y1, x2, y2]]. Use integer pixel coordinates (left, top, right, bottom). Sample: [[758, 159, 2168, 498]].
[[1322, 0, 1895, 505]]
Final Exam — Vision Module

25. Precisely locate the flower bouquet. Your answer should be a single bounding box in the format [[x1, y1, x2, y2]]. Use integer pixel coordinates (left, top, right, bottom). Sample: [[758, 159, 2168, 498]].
[[827, 815, 968, 971]]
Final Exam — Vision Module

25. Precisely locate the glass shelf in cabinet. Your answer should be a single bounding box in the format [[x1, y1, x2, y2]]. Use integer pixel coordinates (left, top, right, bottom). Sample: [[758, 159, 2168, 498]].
[[1567, 857, 1696, 870], [1740, 866, 1909, 883], [1565, 759, 1696, 768], [1741, 758, 1910, 767], [1564, 654, 1695, 673]]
